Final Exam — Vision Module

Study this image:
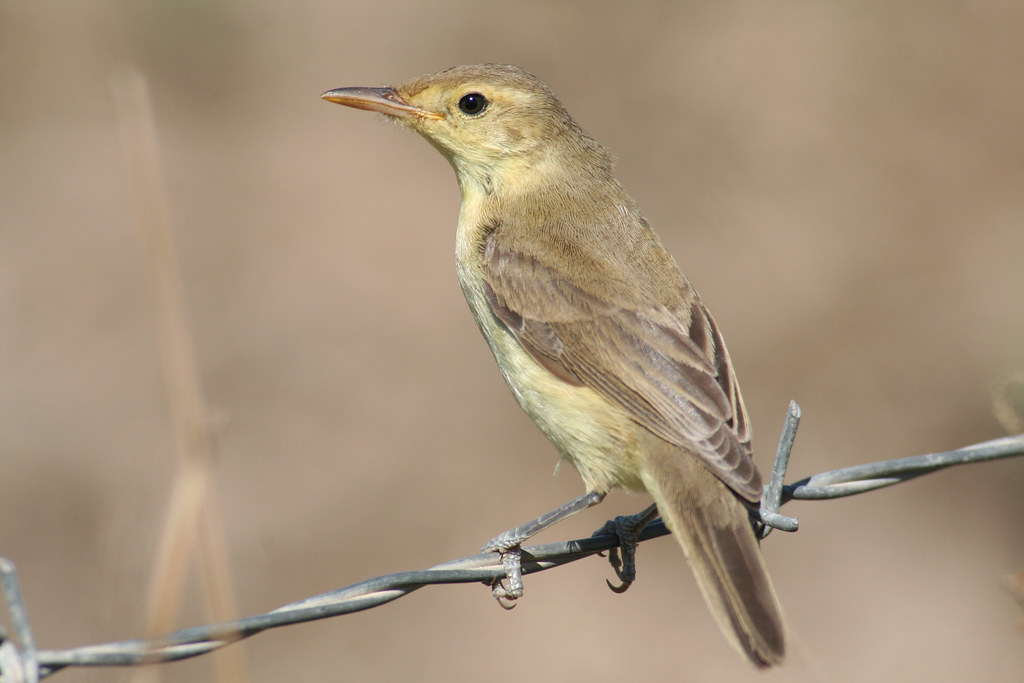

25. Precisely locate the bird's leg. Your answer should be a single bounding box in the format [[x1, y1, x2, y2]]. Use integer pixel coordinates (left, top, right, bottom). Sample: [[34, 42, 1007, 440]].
[[483, 490, 606, 607], [593, 503, 660, 593]]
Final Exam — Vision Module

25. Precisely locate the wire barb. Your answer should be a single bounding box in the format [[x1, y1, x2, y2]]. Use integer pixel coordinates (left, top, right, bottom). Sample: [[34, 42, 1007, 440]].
[[759, 400, 802, 537], [0, 559, 38, 683]]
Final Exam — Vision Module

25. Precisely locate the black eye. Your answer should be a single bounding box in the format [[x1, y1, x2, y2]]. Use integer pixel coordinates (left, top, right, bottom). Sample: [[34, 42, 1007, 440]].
[[458, 93, 488, 115]]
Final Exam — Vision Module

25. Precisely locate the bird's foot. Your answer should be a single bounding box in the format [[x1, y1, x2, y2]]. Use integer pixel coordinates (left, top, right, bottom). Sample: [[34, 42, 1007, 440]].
[[593, 504, 659, 593], [482, 532, 525, 608], [480, 491, 607, 608]]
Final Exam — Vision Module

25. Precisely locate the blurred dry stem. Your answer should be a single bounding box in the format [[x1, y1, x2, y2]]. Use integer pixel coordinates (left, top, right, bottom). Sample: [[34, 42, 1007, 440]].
[[994, 371, 1024, 435], [110, 67, 248, 683], [1004, 570, 1024, 635]]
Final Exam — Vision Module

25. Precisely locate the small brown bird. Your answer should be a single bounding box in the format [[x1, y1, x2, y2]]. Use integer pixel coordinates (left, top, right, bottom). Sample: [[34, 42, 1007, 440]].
[[322, 64, 786, 667]]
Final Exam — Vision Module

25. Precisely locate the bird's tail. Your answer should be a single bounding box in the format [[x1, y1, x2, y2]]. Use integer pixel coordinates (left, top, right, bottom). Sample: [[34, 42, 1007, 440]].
[[640, 443, 786, 668]]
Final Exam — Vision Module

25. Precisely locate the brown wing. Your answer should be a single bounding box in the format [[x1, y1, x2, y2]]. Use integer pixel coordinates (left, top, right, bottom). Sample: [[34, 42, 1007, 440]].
[[482, 227, 761, 502]]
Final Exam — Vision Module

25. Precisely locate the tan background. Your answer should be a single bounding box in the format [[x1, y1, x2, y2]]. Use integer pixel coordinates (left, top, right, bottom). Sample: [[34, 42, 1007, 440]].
[[3, 2, 1024, 681]]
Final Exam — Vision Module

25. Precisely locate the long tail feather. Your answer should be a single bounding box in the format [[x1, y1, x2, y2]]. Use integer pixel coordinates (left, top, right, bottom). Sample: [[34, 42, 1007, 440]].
[[640, 442, 786, 667]]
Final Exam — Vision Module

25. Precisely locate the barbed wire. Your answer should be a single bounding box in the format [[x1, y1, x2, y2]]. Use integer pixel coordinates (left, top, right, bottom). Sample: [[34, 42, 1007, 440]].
[[2, 401, 1022, 682]]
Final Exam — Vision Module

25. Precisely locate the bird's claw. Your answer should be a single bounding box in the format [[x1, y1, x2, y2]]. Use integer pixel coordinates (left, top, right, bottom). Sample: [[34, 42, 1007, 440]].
[[594, 512, 648, 594], [606, 577, 632, 593], [602, 544, 634, 593], [483, 539, 524, 607]]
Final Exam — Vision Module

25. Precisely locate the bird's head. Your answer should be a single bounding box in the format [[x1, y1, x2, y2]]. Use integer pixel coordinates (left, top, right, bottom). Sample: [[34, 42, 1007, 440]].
[[322, 64, 608, 196]]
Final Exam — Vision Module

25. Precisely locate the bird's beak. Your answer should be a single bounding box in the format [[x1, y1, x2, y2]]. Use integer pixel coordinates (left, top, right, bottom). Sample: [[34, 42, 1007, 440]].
[[321, 87, 444, 121]]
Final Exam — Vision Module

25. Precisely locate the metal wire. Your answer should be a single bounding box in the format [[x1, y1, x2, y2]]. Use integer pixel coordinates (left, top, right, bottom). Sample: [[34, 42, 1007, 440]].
[[2, 401, 1022, 681]]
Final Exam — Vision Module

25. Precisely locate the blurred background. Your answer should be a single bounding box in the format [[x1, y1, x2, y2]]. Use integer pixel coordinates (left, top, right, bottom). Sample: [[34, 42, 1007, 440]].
[[2, 2, 1023, 681]]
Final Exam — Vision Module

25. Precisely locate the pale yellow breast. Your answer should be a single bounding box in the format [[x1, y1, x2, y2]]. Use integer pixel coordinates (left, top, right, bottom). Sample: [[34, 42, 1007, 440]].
[[454, 193, 646, 494]]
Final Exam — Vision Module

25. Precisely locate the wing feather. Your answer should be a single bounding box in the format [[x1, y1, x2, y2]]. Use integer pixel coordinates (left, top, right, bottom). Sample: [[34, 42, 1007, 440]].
[[482, 226, 760, 501]]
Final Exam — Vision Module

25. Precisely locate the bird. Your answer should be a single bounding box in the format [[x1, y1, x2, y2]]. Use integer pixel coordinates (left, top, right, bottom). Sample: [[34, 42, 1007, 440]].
[[322, 64, 786, 667]]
